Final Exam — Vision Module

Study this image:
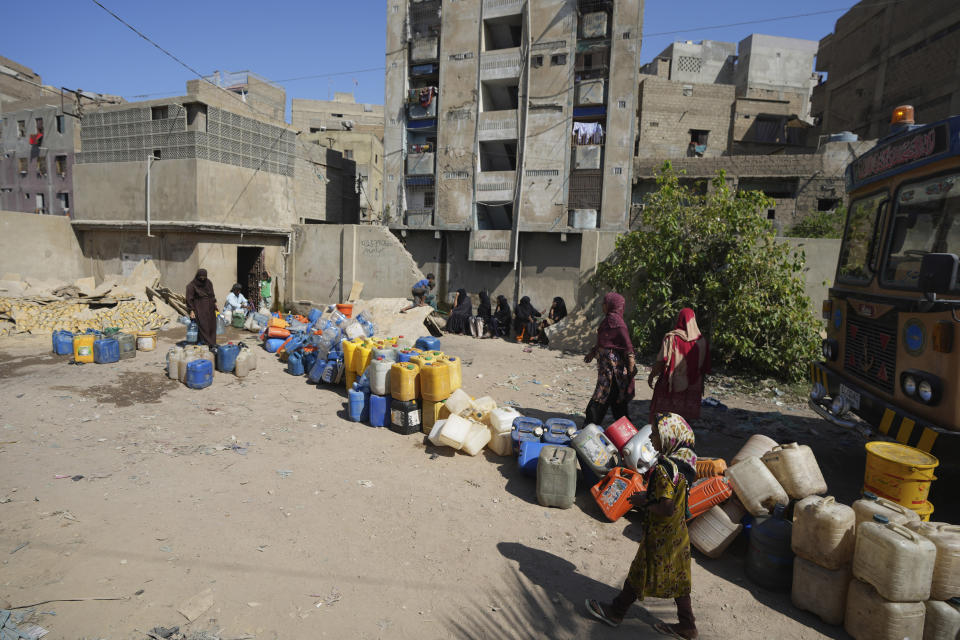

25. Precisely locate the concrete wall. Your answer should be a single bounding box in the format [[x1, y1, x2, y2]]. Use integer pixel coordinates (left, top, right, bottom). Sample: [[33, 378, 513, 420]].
[[782, 237, 841, 311], [657, 40, 737, 85], [289, 224, 425, 305], [291, 94, 385, 141], [0, 210, 90, 281], [636, 77, 735, 159]]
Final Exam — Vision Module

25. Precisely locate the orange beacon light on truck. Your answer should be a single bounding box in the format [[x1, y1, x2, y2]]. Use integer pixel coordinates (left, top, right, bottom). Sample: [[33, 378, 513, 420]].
[[891, 105, 915, 125]]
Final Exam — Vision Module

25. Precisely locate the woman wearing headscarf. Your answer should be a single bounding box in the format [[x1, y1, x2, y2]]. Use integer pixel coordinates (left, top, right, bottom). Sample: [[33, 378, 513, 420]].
[[493, 295, 511, 338], [586, 412, 699, 640], [647, 308, 711, 424], [583, 292, 636, 426], [445, 288, 472, 335], [186, 269, 218, 347], [471, 290, 493, 338], [538, 296, 568, 343], [514, 296, 541, 342]]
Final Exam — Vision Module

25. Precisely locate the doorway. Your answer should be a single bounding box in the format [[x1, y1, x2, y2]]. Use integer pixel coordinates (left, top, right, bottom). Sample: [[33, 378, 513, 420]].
[[237, 246, 265, 308]]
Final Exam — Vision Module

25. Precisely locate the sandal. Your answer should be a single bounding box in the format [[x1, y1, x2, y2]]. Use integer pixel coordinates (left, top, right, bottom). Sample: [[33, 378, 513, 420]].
[[584, 599, 621, 628], [654, 622, 698, 640]]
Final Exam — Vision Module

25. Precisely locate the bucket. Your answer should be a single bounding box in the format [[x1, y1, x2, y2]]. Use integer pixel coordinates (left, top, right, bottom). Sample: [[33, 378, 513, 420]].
[[863, 442, 938, 509], [336, 303, 353, 319], [136, 330, 157, 351], [915, 500, 934, 521]]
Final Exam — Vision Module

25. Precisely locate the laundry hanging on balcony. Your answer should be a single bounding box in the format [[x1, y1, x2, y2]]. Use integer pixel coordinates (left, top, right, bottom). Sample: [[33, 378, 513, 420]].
[[419, 86, 435, 107], [29, 132, 43, 145], [572, 122, 604, 145]]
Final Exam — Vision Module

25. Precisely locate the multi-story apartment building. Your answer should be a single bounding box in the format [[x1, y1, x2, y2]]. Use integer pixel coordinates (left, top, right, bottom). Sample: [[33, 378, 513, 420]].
[[384, 0, 643, 305]]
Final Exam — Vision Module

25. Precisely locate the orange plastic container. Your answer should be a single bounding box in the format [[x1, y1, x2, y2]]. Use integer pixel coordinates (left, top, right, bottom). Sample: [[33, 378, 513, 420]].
[[420, 360, 451, 402], [294, 314, 308, 324], [391, 362, 420, 401], [336, 303, 353, 319], [591, 467, 647, 522], [687, 476, 734, 521], [266, 326, 290, 339], [268, 316, 287, 329], [696, 457, 728, 480]]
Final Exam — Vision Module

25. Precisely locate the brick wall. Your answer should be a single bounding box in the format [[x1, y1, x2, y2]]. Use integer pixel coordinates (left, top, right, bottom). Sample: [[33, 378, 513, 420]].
[[636, 77, 735, 159]]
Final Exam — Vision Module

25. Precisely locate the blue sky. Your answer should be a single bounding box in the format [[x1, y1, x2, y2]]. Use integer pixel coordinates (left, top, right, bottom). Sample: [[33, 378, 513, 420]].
[[4, 0, 849, 110]]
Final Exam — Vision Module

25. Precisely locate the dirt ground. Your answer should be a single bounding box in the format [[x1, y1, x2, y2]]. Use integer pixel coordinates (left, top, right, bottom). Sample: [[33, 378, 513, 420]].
[[0, 327, 948, 639]]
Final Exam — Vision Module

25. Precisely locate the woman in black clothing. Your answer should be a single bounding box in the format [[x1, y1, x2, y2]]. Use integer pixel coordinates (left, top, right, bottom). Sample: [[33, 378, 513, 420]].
[[538, 296, 569, 344], [514, 296, 541, 342], [472, 290, 493, 337], [492, 295, 511, 337], [445, 288, 472, 334]]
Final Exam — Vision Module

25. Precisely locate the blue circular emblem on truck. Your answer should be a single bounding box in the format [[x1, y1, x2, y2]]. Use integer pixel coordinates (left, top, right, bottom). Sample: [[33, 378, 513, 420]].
[[904, 320, 925, 356], [833, 309, 842, 330]]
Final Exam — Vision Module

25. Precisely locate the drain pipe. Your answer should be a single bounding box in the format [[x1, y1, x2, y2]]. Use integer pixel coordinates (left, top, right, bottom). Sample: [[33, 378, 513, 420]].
[[146, 155, 156, 238]]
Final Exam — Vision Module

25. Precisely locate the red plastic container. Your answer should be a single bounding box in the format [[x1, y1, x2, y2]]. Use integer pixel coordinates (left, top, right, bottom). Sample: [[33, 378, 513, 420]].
[[605, 417, 639, 451], [266, 326, 291, 339], [590, 467, 647, 522], [686, 476, 733, 521]]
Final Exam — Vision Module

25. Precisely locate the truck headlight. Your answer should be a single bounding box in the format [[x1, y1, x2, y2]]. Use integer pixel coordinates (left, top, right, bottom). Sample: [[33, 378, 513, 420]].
[[918, 380, 933, 403], [902, 375, 917, 396]]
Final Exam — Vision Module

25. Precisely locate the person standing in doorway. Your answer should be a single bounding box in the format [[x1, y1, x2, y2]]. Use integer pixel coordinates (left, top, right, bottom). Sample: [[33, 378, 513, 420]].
[[647, 308, 710, 424], [583, 292, 636, 426], [186, 269, 218, 347], [259, 271, 273, 312]]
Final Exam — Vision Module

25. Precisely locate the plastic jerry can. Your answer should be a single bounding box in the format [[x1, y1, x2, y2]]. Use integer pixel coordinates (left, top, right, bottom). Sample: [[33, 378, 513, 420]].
[[286, 351, 305, 376], [445, 356, 462, 391], [415, 336, 440, 351], [93, 338, 120, 364], [420, 361, 451, 402], [688, 505, 743, 558], [472, 395, 497, 415], [620, 425, 657, 474], [366, 357, 393, 396], [73, 334, 96, 363], [185, 359, 213, 389], [604, 416, 638, 450], [461, 421, 491, 456], [591, 467, 647, 522], [422, 399, 445, 435], [390, 362, 420, 401], [234, 348, 256, 378], [166, 347, 185, 380], [390, 399, 421, 435], [178, 351, 200, 383], [791, 557, 852, 626], [853, 491, 921, 529], [53, 330, 74, 355], [435, 414, 471, 449], [572, 424, 620, 481], [486, 407, 521, 431], [907, 522, 960, 601], [369, 394, 389, 428], [731, 434, 778, 466], [116, 332, 137, 360], [923, 600, 960, 640], [341, 339, 359, 372], [725, 455, 790, 516], [487, 424, 515, 456], [302, 351, 318, 376], [791, 495, 856, 570], [687, 476, 734, 521], [854, 515, 936, 602], [512, 417, 544, 455], [321, 359, 344, 385], [372, 346, 397, 362], [348, 386, 368, 422], [746, 504, 794, 591], [216, 343, 240, 373], [761, 443, 827, 500], [543, 418, 578, 446], [444, 388, 474, 416], [186, 321, 199, 343], [518, 440, 548, 477], [695, 457, 727, 479], [844, 579, 925, 640], [354, 341, 374, 374], [537, 445, 577, 509]]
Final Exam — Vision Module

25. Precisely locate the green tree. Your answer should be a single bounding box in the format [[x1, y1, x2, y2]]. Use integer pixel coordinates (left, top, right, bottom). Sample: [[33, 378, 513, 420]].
[[784, 203, 847, 238], [593, 163, 820, 381]]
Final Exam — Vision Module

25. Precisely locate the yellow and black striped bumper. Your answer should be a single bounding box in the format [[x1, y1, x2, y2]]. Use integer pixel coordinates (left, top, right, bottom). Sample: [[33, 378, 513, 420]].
[[809, 361, 957, 459]]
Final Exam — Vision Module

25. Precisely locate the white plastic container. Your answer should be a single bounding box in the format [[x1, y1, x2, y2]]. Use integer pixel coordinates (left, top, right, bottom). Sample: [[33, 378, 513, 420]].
[[436, 414, 472, 450], [791, 557, 852, 626], [366, 358, 393, 396], [461, 421, 491, 456], [720, 496, 747, 524], [166, 346, 185, 380], [485, 408, 519, 456], [725, 456, 789, 516], [620, 425, 657, 474], [908, 523, 960, 601], [427, 419, 446, 446], [234, 348, 257, 378], [853, 491, 921, 529], [731, 434, 778, 466], [688, 505, 742, 558], [472, 396, 497, 414], [924, 600, 960, 640], [844, 578, 925, 640], [854, 516, 937, 602], [343, 320, 365, 340], [792, 495, 856, 570], [444, 388, 473, 416], [761, 443, 827, 499]]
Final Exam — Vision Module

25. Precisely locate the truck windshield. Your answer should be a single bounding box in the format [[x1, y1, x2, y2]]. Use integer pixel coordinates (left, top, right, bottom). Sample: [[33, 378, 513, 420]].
[[838, 192, 885, 284], [882, 173, 960, 289]]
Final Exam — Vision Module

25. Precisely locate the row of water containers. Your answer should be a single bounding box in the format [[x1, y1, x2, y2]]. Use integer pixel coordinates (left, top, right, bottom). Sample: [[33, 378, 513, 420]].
[[165, 342, 257, 389], [53, 329, 156, 362]]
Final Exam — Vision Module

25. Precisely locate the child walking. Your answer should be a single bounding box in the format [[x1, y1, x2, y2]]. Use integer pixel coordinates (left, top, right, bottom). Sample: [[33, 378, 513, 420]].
[[585, 412, 699, 639]]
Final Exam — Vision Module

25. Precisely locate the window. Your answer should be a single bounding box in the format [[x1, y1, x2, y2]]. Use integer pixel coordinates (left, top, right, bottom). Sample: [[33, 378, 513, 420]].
[[17, 120, 25, 137], [331, 113, 344, 118], [882, 173, 960, 289], [35, 193, 45, 214], [151, 106, 168, 120], [838, 191, 886, 284], [817, 198, 840, 211], [344, 149, 354, 160], [55, 155, 67, 177], [532, 55, 544, 68], [17, 158, 27, 173], [56, 115, 64, 133], [35, 117, 43, 132], [767, 210, 776, 220], [424, 191, 435, 208], [375, 188, 379, 201], [690, 130, 709, 145], [152, 149, 162, 160], [551, 53, 567, 66], [37, 156, 47, 176], [753, 116, 786, 143], [58, 192, 70, 212]]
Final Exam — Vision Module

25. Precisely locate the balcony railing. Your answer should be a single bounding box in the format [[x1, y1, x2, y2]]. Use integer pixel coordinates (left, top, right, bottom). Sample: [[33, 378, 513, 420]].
[[478, 110, 519, 141], [405, 208, 434, 227]]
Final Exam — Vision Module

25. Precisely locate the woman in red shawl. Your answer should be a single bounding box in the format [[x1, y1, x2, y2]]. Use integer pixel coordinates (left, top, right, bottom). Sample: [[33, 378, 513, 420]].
[[583, 292, 637, 426], [186, 268, 218, 347], [648, 308, 710, 423]]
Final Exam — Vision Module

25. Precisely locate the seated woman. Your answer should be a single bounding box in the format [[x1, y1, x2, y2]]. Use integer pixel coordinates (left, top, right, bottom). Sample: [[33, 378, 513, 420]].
[[471, 290, 493, 338], [492, 295, 511, 338], [445, 288, 472, 335], [514, 296, 541, 343], [538, 296, 568, 343]]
